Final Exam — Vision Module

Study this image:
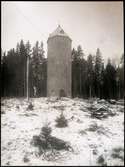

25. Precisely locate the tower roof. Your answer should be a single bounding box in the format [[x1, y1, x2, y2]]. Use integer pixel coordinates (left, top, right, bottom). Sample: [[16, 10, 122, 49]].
[[49, 25, 71, 40]]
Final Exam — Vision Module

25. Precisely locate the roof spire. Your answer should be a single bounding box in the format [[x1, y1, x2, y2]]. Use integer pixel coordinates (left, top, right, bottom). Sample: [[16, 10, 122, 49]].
[[57, 20, 61, 28], [48, 24, 71, 41]]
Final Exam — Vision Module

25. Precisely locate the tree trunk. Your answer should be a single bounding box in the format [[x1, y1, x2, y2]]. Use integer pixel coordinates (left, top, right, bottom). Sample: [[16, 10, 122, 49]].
[[79, 64, 82, 96], [89, 85, 91, 99], [118, 83, 120, 99], [26, 56, 29, 101]]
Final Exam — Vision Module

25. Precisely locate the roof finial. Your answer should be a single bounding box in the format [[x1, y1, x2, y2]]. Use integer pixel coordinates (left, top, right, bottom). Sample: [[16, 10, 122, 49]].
[[57, 20, 61, 27]]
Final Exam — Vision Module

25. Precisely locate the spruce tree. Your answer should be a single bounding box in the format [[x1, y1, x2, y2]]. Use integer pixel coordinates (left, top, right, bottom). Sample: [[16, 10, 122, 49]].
[[94, 48, 103, 98], [87, 54, 94, 98], [31, 41, 45, 97]]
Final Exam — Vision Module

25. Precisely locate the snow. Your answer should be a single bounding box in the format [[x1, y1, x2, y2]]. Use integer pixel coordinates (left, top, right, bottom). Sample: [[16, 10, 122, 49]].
[[1, 97, 124, 166]]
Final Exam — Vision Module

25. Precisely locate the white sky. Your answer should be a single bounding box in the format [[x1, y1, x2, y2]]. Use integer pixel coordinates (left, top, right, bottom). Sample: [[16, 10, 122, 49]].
[[2, 1, 124, 64]]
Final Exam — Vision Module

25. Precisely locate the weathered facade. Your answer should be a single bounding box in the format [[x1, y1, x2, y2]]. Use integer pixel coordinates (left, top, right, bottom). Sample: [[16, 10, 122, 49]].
[[47, 25, 72, 97]]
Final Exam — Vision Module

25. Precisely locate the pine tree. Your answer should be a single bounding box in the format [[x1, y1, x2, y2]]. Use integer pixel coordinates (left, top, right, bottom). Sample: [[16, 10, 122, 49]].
[[100, 63, 105, 99], [120, 54, 124, 98], [105, 59, 117, 99], [72, 48, 78, 97], [77, 45, 84, 97], [87, 54, 94, 98], [26, 41, 32, 100], [19, 40, 27, 97], [6, 48, 18, 96], [15, 42, 21, 97], [72, 47, 82, 97], [116, 54, 124, 99], [1, 51, 8, 97], [72, 47, 87, 98], [94, 48, 103, 98], [31, 41, 45, 97], [77, 45, 84, 60]]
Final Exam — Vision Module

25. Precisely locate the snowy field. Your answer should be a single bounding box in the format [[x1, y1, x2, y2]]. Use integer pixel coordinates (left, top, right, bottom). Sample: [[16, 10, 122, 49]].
[[1, 97, 124, 166]]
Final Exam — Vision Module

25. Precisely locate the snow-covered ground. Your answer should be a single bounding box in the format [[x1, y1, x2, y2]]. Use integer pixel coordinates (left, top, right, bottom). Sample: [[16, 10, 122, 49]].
[[1, 97, 124, 166]]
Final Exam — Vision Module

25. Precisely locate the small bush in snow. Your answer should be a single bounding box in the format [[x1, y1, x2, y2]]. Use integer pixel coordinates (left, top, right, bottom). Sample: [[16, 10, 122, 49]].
[[111, 147, 124, 161], [23, 155, 30, 163], [119, 107, 124, 113], [31, 123, 52, 155], [49, 136, 72, 151], [55, 112, 68, 128], [31, 123, 72, 157], [40, 123, 52, 140], [72, 102, 76, 106], [79, 130, 87, 136], [93, 149, 98, 155], [16, 105, 19, 109], [90, 107, 109, 119], [86, 123, 108, 136], [27, 102, 34, 110], [97, 155, 107, 166], [87, 123, 98, 132], [1, 110, 5, 114], [77, 118, 83, 123], [6, 162, 10, 166]]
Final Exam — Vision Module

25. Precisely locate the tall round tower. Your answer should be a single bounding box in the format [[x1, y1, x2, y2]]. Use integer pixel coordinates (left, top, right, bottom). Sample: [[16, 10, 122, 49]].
[[47, 25, 72, 97]]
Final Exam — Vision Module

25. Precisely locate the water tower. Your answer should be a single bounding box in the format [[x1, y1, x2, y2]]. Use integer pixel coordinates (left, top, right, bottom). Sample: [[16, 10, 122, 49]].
[[47, 25, 72, 97]]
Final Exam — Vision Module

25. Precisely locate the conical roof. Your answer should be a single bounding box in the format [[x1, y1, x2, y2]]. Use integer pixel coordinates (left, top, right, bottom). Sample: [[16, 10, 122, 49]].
[[49, 25, 71, 40]]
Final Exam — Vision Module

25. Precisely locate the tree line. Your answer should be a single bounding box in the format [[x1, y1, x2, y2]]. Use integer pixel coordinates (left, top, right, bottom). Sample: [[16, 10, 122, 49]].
[[72, 46, 124, 99], [1, 40, 47, 97], [1, 40, 124, 99]]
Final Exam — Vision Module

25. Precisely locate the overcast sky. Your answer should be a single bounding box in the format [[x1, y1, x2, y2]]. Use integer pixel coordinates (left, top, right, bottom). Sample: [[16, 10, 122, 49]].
[[2, 1, 124, 64]]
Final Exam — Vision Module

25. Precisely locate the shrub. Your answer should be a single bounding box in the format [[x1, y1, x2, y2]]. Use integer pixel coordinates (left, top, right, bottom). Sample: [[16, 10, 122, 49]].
[[90, 108, 109, 119], [98, 155, 104, 164], [31, 123, 52, 155], [31, 135, 43, 147], [79, 130, 87, 136], [111, 147, 124, 161], [97, 155, 107, 166], [16, 105, 19, 109], [6, 162, 10, 166], [87, 123, 98, 132], [49, 136, 72, 151], [119, 108, 124, 112], [40, 123, 52, 140], [86, 123, 108, 136], [1, 110, 5, 114], [93, 149, 98, 155], [23, 155, 30, 163], [77, 118, 83, 123], [27, 102, 34, 110], [55, 112, 68, 128], [31, 123, 72, 157]]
